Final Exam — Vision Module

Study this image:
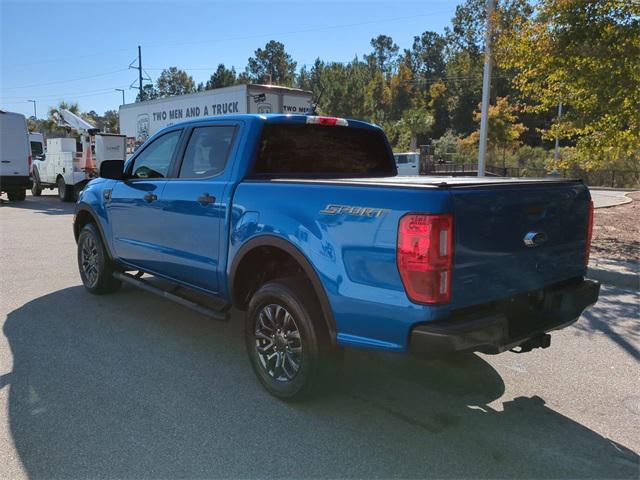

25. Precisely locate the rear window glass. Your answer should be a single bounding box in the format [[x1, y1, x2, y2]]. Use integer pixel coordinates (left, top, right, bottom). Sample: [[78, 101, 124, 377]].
[[253, 124, 394, 176], [30, 141, 43, 156]]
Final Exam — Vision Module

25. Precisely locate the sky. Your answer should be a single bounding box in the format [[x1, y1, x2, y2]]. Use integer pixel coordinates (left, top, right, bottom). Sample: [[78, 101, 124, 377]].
[[0, 0, 460, 119]]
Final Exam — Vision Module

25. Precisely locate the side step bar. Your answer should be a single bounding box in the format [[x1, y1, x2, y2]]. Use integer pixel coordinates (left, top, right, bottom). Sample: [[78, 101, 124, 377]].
[[113, 271, 229, 321]]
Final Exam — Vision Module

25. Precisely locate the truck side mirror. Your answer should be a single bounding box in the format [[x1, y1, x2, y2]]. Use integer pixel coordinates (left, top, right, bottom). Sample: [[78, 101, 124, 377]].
[[100, 160, 125, 180]]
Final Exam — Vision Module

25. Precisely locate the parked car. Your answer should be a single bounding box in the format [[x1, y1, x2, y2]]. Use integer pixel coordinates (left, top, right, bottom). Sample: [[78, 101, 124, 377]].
[[0, 110, 32, 201], [394, 151, 420, 175], [74, 114, 599, 399]]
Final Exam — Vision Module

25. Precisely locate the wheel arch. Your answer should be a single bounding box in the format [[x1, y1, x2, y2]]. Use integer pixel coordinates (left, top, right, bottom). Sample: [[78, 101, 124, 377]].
[[74, 204, 116, 261], [229, 235, 337, 345]]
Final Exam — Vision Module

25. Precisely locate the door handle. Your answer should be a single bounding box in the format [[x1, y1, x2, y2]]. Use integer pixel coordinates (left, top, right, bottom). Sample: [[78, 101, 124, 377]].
[[144, 192, 157, 202], [197, 193, 216, 206]]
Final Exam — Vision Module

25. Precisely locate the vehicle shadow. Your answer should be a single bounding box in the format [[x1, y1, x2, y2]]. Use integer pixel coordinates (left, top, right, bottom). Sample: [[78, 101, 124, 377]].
[[573, 285, 640, 360], [0, 194, 73, 215], [2, 286, 638, 479]]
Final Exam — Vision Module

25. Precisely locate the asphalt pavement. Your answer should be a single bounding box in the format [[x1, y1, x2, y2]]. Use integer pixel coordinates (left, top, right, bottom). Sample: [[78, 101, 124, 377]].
[[0, 193, 638, 479]]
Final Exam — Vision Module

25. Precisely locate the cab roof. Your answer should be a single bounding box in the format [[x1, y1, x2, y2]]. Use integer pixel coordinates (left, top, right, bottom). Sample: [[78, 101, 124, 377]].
[[172, 114, 381, 131]]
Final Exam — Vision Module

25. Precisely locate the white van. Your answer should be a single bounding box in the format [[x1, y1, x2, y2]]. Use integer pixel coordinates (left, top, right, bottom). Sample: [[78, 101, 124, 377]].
[[0, 110, 32, 201], [394, 152, 420, 176]]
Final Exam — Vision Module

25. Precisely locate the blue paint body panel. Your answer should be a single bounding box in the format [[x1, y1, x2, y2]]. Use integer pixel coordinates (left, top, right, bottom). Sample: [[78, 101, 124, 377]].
[[77, 114, 591, 353]]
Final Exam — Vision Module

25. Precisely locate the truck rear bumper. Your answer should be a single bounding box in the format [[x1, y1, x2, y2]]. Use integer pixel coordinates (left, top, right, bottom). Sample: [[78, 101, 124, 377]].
[[0, 175, 32, 191], [409, 278, 600, 356]]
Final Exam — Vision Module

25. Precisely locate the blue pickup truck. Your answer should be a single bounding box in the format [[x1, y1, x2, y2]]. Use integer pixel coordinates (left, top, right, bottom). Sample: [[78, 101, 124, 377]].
[[74, 114, 599, 399]]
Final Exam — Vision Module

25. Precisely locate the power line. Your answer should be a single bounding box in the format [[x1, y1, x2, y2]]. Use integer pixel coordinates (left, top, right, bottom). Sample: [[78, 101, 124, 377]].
[[0, 10, 453, 70], [0, 69, 129, 90], [141, 12, 453, 50], [0, 47, 133, 69], [1, 85, 130, 102]]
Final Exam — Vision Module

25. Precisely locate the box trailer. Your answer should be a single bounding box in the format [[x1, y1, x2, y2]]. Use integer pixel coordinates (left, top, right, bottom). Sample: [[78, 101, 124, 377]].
[[119, 84, 312, 153]]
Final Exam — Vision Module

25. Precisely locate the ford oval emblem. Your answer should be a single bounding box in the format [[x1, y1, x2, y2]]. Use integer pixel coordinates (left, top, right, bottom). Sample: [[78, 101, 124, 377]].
[[524, 231, 548, 248]]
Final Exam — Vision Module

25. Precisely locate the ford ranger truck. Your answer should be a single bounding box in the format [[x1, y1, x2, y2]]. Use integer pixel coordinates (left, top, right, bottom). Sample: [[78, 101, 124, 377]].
[[73, 114, 600, 400]]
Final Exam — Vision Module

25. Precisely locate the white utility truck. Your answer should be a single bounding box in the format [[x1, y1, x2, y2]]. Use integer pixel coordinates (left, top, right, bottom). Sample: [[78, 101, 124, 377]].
[[119, 84, 312, 154], [32, 109, 125, 201], [394, 152, 420, 176]]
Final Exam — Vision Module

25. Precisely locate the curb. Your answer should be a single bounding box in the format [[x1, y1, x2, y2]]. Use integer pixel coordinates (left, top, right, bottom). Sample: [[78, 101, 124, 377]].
[[587, 266, 639, 290], [589, 187, 639, 192], [593, 192, 634, 209]]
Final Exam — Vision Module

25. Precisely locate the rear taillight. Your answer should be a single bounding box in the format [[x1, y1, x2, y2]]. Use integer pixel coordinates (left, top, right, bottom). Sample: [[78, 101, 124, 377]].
[[584, 200, 594, 267], [306, 116, 348, 126], [397, 213, 454, 304], [28, 154, 32, 173]]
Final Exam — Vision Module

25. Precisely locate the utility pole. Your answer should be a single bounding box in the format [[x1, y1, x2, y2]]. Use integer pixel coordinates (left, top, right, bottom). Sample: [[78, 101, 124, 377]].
[[129, 45, 150, 101], [115, 88, 125, 106], [477, 0, 496, 177], [553, 102, 563, 161], [138, 46, 143, 100], [27, 100, 36, 119]]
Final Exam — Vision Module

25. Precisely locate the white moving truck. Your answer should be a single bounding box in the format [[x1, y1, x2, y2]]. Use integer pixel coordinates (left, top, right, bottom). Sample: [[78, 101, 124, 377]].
[[119, 84, 312, 153], [0, 110, 32, 201]]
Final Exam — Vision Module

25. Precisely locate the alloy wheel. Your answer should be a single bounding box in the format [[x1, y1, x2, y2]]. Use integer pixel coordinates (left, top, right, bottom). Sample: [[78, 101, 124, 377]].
[[80, 235, 99, 287], [255, 304, 303, 382]]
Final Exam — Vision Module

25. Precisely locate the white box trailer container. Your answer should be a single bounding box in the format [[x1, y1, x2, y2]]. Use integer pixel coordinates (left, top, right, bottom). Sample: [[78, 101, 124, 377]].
[[119, 84, 313, 153]]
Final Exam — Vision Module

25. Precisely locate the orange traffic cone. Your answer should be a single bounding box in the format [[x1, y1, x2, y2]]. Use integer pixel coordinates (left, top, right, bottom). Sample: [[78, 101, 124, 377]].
[[84, 142, 95, 171]]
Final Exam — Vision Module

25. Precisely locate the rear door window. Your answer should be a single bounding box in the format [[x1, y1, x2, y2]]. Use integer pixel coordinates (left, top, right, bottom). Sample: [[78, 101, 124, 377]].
[[30, 141, 44, 156], [179, 126, 236, 178], [253, 124, 394, 176]]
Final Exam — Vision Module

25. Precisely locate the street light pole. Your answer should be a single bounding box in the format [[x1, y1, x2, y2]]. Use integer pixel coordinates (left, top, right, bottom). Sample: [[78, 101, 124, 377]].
[[477, 0, 496, 177], [27, 100, 37, 119], [115, 88, 125, 105]]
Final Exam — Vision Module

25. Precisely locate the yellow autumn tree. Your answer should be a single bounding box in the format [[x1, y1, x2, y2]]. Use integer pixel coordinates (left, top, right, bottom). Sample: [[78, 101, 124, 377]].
[[496, 0, 640, 171]]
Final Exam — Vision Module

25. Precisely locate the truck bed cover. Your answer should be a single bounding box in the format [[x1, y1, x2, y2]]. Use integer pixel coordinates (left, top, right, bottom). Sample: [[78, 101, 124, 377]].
[[260, 175, 582, 188]]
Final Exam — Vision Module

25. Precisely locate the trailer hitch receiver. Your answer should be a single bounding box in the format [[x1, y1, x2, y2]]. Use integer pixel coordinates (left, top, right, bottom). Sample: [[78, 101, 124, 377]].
[[510, 333, 551, 353]]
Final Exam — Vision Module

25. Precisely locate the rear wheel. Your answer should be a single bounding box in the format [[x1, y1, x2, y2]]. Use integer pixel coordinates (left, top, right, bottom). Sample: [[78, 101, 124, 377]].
[[77, 223, 121, 294], [245, 278, 336, 400], [57, 177, 74, 202], [31, 171, 42, 196], [7, 190, 26, 202]]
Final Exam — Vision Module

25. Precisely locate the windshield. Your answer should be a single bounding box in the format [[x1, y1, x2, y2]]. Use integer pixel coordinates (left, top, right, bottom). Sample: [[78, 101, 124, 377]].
[[395, 154, 418, 164], [253, 123, 394, 176]]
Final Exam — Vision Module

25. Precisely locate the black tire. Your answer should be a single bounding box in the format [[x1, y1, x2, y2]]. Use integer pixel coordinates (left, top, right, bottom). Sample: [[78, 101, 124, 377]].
[[77, 223, 121, 294], [7, 190, 26, 202], [31, 170, 42, 196], [245, 277, 336, 400], [57, 177, 74, 202]]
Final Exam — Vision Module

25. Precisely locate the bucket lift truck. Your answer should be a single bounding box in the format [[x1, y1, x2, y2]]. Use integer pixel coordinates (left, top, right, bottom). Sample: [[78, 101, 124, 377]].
[[31, 109, 126, 201]]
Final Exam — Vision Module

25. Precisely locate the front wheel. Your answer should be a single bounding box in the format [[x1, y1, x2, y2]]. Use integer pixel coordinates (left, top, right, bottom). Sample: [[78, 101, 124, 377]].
[[57, 177, 74, 202], [245, 278, 335, 400], [31, 171, 42, 196], [77, 223, 121, 294]]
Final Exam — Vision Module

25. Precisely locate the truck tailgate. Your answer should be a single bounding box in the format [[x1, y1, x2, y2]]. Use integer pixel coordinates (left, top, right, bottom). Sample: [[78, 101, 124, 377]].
[[450, 182, 591, 308]]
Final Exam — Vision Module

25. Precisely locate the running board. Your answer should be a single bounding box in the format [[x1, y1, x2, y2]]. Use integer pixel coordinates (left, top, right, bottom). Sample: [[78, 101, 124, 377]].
[[113, 271, 229, 321]]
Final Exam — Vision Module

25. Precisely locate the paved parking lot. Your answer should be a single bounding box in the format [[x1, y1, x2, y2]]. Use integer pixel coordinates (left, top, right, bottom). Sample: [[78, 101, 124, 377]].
[[1, 193, 638, 479]]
